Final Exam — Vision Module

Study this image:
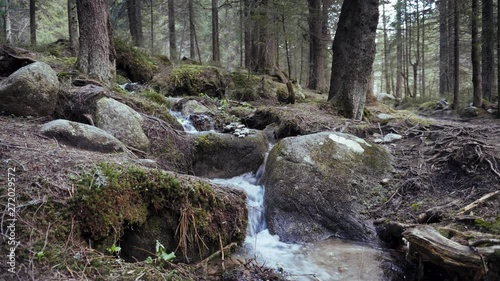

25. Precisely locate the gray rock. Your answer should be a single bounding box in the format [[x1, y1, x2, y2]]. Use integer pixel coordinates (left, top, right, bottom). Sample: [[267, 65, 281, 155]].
[[181, 100, 212, 116], [40, 119, 125, 153], [436, 98, 449, 110], [192, 131, 268, 178], [0, 62, 59, 117], [461, 106, 479, 118], [262, 132, 393, 243], [374, 133, 402, 143], [95, 97, 150, 151], [376, 92, 396, 101], [377, 113, 394, 120]]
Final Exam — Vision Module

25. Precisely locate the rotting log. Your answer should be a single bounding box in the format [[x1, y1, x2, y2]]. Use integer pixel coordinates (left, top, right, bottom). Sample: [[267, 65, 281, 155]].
[[403, 225, 500, 280]]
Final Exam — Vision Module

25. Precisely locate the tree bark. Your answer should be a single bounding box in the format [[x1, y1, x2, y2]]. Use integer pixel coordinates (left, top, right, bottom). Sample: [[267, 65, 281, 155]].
[[382, 0, 391, 95], [439, 0, 452, 97], [307, 0, 329, 92], [3, 0, 11, 44], [68, 0, 78, 55], [188, 0, 195, 59], [395, 0, 403, 99], [127, 0, 143, 47], [471, 0, 482, 107], [482, 0, 494, 101], [150, 0, 154, 53], [212, 0, 220, 63], [452, 0, 459, 110], [498, 0, 500, 118], [328, 0, 379, 120], [76, 0, 114, 84], [30, 0, 36, 47], [168, 0, 177, 60]]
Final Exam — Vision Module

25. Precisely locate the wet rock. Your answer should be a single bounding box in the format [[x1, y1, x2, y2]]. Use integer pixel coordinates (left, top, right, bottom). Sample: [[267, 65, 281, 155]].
[[374, 133, 403, 143], [95, 97, 150, 151], [0, 62, 59, 117], [192, 131, 268, 178], [123, 82, 142, 92], [189, 113, 214, 131], [436, 98, 449, 110], [180, 99, 212, 116], [262, 132, 393, 243], [40, 119, 125, 153]]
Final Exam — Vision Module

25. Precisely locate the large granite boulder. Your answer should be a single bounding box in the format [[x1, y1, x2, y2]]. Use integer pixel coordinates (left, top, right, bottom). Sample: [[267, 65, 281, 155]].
[[95, 97, 150, 151], [41, 119, 125, 153], [192, 131, 268, 178], [262, 132, 393, 243], [0, 62, 59, 117]]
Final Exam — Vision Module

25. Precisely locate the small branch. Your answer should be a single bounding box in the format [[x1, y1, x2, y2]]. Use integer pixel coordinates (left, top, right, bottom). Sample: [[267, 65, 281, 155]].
[[457, 190, 500, 215]]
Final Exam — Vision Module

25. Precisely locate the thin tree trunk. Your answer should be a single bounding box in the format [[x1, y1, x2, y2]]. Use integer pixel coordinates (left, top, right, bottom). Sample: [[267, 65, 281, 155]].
[[382, 1, 391, 95], [307, 0, 328, 91], [497, 0, 500, 118], [482, 0, 494, 101], [212, 0, 220, 62], [68, 0, 78, 55], [168, 0, 177, 60], [281, 15, 292, 80], [395, 0, 403, 99], [239, 0, 243, 67], [452, 0, 459, 110], [471, 0, 482, 107], [299, 31, 304, 85], [439, 0, 450, 97], [150, 0, 154, 53], [188, 0, 195, 59], [421, 5, 426, 97], [30, 0, 36, 47]]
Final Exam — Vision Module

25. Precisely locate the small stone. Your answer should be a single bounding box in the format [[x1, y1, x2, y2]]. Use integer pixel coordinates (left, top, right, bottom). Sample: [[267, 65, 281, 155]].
[[237, 124, 245, 129]]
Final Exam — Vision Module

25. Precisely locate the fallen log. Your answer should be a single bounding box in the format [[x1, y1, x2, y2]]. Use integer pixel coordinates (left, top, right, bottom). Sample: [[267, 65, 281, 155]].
[[403, 225, 500, 280]]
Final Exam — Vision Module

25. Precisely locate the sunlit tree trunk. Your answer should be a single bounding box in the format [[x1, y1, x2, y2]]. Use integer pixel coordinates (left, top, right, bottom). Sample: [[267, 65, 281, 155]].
[[76, 0, 114, 84], [471, 0, 482, 107], [328, 0, 379, 120], [68, 0, 78, 55]]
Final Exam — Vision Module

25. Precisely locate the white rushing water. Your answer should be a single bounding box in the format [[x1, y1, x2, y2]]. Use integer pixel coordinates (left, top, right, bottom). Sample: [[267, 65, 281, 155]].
[[212, 169, 387, 281], [169, 110, 198, 133]]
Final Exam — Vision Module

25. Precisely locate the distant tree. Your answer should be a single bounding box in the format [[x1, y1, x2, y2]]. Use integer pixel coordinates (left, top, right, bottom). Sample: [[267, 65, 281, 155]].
[[452, 0, 459, 110], [439, 0, 452, 97], [382, 0, 391, 95], [68, 0, 78, 55], [188, 0, 195, 59], [328, 0, 379, 120], [395, 0, 403, 99], [212, 0, 220, 63], [168, 0, 177, 60], [127, 0, 143, 47], [471, 0, 481, 107], [498, 0, 500, 118], [76, 0, 114, 83], [482, 0, 494, 101], [3, 0, 11, 44], [30, 0, 36, 47], [307, 0, 330, 92]]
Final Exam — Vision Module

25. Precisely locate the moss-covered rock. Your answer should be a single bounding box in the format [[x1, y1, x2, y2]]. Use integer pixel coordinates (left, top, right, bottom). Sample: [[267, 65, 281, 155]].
[[262, 132, 393, 243], [72, 163, 247, 264], [114, 38, 170, 83], [151, 64, 229, 98], [191, 131, 268, 178]]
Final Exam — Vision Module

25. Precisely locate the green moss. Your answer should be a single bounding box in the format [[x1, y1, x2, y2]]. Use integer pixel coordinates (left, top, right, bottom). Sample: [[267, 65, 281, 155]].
[[114, 38, 165, 83], [475, 217, 500, 234], [276, 86, 289, 103], [140, 89, 169, 106], [194, 134, 226, 152], [419, 100, 437, 111]]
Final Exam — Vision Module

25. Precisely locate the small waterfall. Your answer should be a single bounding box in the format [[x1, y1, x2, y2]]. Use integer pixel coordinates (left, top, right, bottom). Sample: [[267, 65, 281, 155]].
[[169, 110, 198, 133], [212, 152, 389, 281]]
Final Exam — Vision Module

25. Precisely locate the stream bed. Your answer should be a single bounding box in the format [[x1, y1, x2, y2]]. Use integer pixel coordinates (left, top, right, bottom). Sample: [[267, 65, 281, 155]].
[[212, 172, 390, 281]]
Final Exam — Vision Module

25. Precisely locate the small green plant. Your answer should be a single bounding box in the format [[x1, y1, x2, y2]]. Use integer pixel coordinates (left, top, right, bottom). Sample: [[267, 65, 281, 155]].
[[107, 243, 121, 257], [411, 201, 423, 211], [145, 240, 175, 265], [35, 251, 45, 261]]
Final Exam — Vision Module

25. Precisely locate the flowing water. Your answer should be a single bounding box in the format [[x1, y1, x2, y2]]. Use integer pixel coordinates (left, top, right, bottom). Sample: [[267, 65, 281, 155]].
[[212, 168, 389, 281], [169, 110, 198, 133]]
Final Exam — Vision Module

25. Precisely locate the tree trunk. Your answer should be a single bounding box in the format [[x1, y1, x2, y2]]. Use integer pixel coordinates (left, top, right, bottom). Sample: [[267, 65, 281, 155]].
[[281, 15, 292, 80], [482, 0, 494, 101], [168, 0, 177, 60], [328, 0, 379, 120], [498, 0, 500, 118], [127, 0, 143, 47], [395, 0, 403, 99], [244, 0, 275, 74], [421, 5, 426, 97], [76, 0, 114, 84], [150, 0, 154, 53], [471, 0, 482, 107], [4, 0, 11, 44], [30, 0, 36, 47], [188, 0, 195, 59], [452, 0, 459, 110], [382, 1, 391, 95], [68, 0, 78, 55], [439, 0, 451, 97], [307, 0, 328, 92], [212, 0, 220, 63]]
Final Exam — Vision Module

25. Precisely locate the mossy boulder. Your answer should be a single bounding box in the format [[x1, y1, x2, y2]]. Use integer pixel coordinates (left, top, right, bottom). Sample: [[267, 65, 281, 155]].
[[261, 132, 393, 243], [40, 119, 126, 153], [95, 97, 150, 151], [72, 164, 247, 264], [192, 131, 268, 178], [114, 38, 170, 83], [151, 64, 228, 98], [0, 61, 59, 117]]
